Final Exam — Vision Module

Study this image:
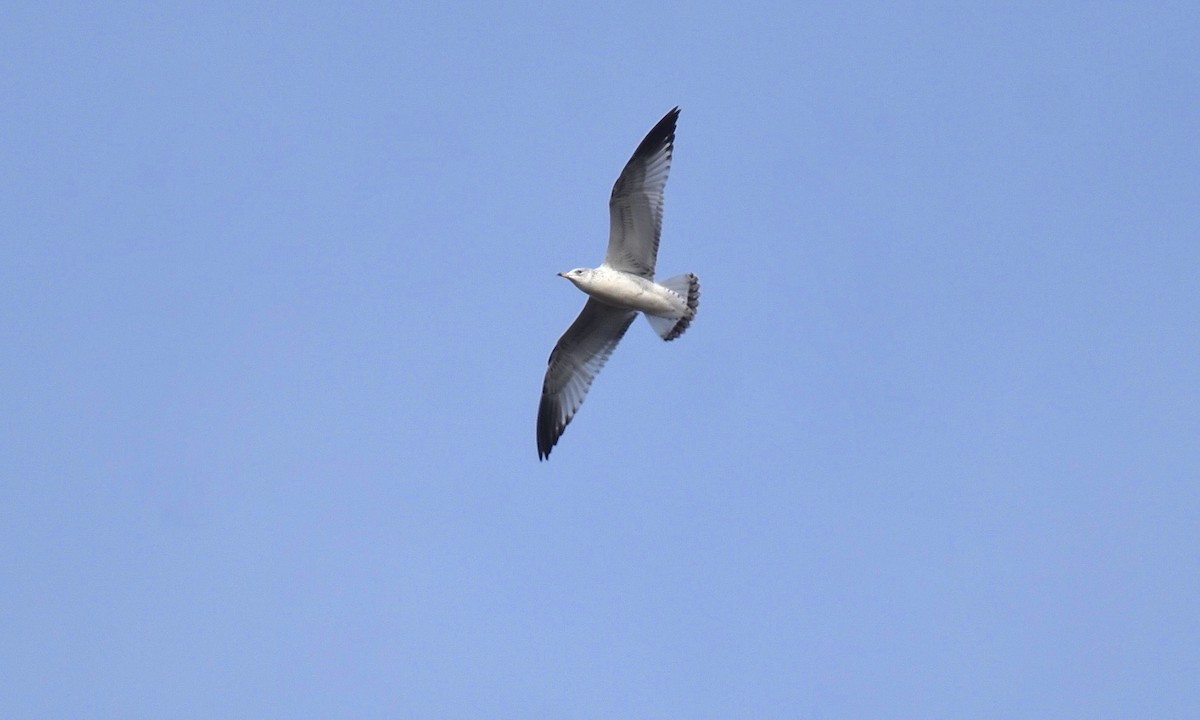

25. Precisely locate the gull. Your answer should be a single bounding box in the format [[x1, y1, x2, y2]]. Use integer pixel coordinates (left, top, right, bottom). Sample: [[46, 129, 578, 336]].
[[537, 107, 699, 460]]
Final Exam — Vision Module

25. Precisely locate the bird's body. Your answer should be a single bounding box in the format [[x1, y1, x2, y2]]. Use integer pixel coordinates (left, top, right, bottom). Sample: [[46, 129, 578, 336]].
[[559, 266, 690, 319], [536, 107, 699, 460]]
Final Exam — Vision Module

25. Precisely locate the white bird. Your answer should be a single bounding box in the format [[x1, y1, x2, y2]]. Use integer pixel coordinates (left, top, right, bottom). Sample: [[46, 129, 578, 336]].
[[537, 107, 699, 460]]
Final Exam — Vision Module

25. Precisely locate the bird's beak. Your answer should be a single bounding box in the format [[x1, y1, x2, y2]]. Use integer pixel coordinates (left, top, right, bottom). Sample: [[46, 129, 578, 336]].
[[556, 272, 566, 278]]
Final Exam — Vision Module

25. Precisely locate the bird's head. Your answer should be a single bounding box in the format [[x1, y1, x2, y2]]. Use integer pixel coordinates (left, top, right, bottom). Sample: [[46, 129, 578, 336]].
[[557, 268, 592, 286]]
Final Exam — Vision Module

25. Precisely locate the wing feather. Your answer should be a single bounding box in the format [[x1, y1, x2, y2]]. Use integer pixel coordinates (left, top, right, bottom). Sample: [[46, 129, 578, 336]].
[[537, 299, 637, 460], [604, 107, 679, 277]]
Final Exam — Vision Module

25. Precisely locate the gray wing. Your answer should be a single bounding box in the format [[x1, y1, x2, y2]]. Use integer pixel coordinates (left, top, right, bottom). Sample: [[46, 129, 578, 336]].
[[604, 107, 679, 278], [537, 299, 638, 460]]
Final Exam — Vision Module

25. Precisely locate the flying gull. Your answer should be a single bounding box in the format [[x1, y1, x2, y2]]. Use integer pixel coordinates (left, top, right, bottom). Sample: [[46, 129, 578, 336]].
[[536, 106, 699, 460]]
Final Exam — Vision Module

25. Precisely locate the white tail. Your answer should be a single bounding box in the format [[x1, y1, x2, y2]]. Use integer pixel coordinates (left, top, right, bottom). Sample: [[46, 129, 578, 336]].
[[645, 273, 700, 341]]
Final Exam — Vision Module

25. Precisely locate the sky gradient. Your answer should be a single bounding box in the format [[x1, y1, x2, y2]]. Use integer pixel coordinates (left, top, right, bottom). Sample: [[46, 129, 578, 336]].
[[3, 3, 1198, 717]]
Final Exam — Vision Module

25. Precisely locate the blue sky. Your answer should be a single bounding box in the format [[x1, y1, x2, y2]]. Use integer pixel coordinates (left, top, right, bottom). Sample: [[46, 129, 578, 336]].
[[2, 3, 1198, 717]]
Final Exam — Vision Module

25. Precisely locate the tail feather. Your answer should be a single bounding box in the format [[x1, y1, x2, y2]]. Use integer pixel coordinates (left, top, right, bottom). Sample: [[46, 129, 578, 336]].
[[646, 273, 700, 341]]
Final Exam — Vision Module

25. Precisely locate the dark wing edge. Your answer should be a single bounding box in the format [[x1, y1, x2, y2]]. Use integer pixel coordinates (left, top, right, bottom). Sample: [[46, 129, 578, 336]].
[[537, 300, 638, 460], [605, 106, 680, 277]]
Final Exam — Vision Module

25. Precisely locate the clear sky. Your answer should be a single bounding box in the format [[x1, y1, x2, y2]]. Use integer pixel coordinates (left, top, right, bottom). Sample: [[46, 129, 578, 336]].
[[2, 3, 1198, 717]]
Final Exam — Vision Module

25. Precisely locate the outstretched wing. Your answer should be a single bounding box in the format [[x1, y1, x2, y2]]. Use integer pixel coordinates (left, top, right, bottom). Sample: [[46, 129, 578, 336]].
[[604, 107, 679, 278], [537, 299, 637, 460]]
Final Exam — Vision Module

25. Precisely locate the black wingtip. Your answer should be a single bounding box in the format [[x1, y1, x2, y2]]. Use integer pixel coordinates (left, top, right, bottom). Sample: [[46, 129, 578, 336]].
[[536, 394, 563, 461], [537, 431, 558, 461], [629, 106, 680, 161]]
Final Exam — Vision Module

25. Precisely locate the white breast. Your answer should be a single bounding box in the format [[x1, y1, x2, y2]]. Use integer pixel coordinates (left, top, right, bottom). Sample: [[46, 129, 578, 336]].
[[576, 267, 688, 317]]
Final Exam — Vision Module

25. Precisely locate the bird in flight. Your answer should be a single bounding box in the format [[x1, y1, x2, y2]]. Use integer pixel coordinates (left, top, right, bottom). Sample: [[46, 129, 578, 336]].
[[536, 107, 699, 460]]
